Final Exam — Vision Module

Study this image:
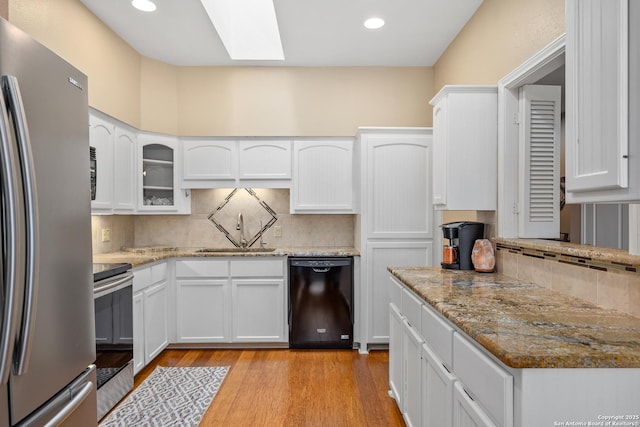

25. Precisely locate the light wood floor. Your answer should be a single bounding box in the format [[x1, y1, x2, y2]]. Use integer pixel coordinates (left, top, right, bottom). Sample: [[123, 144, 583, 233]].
[[135, 348, 405, 427]]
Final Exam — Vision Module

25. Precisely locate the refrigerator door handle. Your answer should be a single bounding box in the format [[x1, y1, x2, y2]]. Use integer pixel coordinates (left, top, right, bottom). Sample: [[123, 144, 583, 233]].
[[2, 75, 40, 376], [0, 77, 24, 385]]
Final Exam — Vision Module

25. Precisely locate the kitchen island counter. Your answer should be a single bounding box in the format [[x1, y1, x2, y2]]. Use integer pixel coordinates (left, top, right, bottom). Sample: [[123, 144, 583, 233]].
[[94, 246, 359, 267], [388, 266, 640, 369]]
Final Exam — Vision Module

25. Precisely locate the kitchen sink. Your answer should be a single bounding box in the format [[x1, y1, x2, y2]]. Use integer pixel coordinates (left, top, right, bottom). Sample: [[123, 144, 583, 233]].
[[195, 247, 277, 253]]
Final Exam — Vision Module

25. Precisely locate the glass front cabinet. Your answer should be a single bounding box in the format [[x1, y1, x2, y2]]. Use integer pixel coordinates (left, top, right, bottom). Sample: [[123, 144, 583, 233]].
[[137, 133, 190, 214]]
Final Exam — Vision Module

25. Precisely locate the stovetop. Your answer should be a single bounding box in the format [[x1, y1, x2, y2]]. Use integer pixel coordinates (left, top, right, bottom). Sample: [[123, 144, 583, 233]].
[[93, 262, 132, 282]]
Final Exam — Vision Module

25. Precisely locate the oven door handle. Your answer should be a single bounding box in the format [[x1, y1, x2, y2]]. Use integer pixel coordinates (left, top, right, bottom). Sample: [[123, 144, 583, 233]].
[[94, 273, 134, 296]]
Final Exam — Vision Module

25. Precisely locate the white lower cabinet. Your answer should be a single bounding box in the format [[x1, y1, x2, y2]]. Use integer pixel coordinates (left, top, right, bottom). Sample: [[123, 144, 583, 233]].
[[132, 292, 144, 374], [453, 382, 496, 427], [389, 287, 426, 427], [389, 304, 404, 406], [453, 334, 512, 427], [175, 259, 229, 342], [231, 278, 286, 342], [389, 275, 512, 427], [176, 279, 228, 342], [403, 319, 424, 427], [174, 257, 287, 344], [422, 343, 456, 427], [366, 242, 432, 344], [133, 261, 169, 374], [144, 281, 169, 361], [391, 274, 640, 426]]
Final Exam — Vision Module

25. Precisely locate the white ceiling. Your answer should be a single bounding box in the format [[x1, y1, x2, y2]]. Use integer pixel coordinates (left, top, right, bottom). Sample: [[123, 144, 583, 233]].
[[79, 0, 483, 67]]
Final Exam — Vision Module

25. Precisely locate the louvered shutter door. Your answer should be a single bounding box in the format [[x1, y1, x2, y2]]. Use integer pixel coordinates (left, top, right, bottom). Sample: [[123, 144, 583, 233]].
[[518, 85, 562, 238]]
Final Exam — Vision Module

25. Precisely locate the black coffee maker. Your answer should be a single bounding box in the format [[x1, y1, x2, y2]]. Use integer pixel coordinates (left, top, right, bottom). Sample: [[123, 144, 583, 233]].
[[441, 221, 485, 270]]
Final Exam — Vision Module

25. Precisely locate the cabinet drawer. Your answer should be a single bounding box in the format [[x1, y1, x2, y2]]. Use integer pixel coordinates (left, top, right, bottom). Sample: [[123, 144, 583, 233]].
[[133, 262, 166, 292], [401, 287, 423, 333], [421, 303, 455, 370], [230, 259, 284, 277], [151, 261, 167, 283], [453, 334, 513, 427], [389, 276, 403, 309], [176, 259, 229, 277], [133, 266, 152, 291]]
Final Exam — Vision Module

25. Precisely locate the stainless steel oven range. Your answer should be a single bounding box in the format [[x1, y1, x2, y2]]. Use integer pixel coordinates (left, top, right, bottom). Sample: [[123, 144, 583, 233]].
[[93, 262, 134, 420]]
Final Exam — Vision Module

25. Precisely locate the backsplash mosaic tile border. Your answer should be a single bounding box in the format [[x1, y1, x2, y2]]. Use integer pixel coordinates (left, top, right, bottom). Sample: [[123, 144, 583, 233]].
[[496, 241, 638, 274]]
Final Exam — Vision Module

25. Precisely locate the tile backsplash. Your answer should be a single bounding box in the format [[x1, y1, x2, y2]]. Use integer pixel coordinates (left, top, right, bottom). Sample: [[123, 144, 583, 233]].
[[91, 189, 355, 254], [496, 243, 640, 318]]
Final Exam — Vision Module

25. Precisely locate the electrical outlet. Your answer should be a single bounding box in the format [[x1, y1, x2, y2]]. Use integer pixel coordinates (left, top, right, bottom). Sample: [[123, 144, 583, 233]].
[[274, 225, 282, 237], [101, 228, 111, 243]]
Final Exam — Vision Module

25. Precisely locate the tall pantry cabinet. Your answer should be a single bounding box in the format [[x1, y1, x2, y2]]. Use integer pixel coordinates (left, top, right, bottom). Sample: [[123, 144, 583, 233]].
[[357, 128, 434, 350]]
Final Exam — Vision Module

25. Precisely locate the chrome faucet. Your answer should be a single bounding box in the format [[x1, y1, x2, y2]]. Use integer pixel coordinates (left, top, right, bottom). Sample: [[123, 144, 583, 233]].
[[236, 212, 248, 247]]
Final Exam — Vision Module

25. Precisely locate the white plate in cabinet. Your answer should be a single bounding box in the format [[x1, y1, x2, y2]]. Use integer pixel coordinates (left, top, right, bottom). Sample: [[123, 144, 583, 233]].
[[453, 334, 513, 427]]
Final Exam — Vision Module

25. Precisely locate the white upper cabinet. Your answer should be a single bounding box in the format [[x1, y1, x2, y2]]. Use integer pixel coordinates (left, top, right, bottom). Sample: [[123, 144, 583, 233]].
[[290, 138, 356, 214], [360, 128, 432, 239], [137, 133, 190, 214], [182, 138, 237, 185], [429, 86, 498, 211], [566, 0, 640, 202], [181, 138, 291, 188], [89, 111, 114, 213], [113, 125, 137, 212], [238, 139, 291, 181], [89, 109, 136, 214]]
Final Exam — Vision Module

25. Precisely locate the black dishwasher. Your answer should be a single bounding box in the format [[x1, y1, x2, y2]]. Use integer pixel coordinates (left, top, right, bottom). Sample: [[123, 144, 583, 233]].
[[288, 257, 353, 349]]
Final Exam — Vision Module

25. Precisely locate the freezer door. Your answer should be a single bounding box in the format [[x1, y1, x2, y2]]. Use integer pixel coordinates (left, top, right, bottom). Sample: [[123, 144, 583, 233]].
[[18, 366, 97, 427], [0, 18, 95, 425]]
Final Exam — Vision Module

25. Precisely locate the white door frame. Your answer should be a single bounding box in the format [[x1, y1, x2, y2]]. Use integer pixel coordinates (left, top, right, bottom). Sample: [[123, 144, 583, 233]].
[[496, 35, 566, 237]]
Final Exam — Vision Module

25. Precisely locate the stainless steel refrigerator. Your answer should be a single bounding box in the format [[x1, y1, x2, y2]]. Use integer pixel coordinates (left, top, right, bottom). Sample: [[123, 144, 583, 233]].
[[0, 17, 97, 427]]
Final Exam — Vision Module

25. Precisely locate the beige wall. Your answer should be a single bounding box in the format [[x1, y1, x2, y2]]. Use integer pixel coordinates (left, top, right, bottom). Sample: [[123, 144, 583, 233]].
[[9, 0, 433, 137], [175, 66, 433, 136], [0, 0, 7, 19], [9, 0, 142, 127], [140, 57, 179, 134], [435, 0, 565, 228], [433, 0, 565, 92]]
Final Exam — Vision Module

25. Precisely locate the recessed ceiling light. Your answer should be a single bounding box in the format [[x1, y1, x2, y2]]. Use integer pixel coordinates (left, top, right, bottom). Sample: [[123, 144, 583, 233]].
[[131, 0, 157, 12], [364, 17, 385, 30]]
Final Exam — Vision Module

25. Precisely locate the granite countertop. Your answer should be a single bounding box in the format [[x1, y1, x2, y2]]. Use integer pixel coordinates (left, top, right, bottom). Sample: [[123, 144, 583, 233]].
[[93, 246, 359, 267], [388, 266, 640, 369]]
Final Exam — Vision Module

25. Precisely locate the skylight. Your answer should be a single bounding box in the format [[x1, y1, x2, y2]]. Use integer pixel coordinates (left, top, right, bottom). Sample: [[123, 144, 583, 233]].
[[131, 0, 156, 13], [200, 0, 284, 61]]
